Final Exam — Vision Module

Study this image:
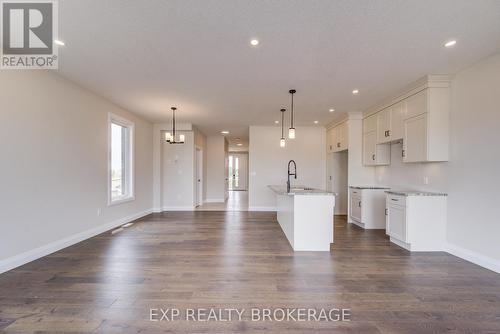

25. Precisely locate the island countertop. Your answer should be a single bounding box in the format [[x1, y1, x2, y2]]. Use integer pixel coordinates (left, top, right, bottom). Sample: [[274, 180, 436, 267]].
[[268, 185, 336, 196]]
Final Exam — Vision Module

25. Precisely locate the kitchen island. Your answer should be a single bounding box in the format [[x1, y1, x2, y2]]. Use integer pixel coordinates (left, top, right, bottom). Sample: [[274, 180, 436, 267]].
[[269, 185, 336, 251]]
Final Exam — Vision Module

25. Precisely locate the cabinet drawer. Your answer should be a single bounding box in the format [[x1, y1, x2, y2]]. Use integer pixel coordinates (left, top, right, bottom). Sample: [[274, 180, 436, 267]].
[[387, 194, 405, 207]]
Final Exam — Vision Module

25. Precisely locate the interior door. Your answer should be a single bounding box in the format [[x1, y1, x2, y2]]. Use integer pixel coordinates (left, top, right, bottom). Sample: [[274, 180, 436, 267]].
[[195, 149, 203, 206]]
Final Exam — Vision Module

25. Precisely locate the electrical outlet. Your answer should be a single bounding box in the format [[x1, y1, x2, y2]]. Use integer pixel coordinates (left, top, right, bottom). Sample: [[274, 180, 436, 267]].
[[423, 176, 429, 185]]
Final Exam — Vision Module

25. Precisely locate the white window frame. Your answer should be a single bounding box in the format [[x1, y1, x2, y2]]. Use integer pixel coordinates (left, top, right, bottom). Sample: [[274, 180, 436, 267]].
[[108, 113, 135, 206]]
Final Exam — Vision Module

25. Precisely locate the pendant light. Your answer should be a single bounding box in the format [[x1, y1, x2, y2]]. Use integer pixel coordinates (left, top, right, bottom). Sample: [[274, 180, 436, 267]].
[[280, 108, 286, 148], [165, 107, 185, 144], [288, 89, 296, 139]]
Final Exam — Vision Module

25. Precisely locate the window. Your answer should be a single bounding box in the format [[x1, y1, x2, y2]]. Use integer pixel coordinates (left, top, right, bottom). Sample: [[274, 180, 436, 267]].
[[108, 114, 134, 205]]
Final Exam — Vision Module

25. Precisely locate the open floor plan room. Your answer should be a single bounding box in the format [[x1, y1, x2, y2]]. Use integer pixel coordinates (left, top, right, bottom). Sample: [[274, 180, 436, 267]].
[[1, 1, 500, 333]]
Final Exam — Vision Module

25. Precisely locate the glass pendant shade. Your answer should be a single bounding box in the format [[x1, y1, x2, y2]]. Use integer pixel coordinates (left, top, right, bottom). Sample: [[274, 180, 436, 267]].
[[280, 138, 286, 147], [179, 134, 185, 143], [288, 127, 296, 139], [165, 132, 172, 142]]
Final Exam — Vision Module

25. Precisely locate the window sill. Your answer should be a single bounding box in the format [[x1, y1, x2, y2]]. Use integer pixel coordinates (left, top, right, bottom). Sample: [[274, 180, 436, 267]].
[[108, 196, 135, 207]]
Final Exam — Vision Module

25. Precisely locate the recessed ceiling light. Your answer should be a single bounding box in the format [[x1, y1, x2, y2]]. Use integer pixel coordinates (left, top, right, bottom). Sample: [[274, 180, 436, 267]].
[[250, 39, 259, 46], [237, 143, 243, 146], [221, 131, 229, 135], [352, 89, 359, 95], [274, 120, 279, 124], [54, 39, 65, 46], [314, 121, 319, 124], [329, 109, 335, 113], [444, 40, 457, 48]]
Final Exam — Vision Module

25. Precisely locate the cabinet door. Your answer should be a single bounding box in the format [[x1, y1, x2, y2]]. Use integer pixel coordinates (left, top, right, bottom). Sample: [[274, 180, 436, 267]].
[[387, 204, 406, 242], [405, 89, 427, 120], [404, 113, 427, 162], [377, 108, 391, 144], [338, 122, 348, 151], [327, 128, 335, 153], [350, 195, 362, 222], [391, 101, 404, 141], [363, 114, 377, 133], [363, 131, 377, 166]]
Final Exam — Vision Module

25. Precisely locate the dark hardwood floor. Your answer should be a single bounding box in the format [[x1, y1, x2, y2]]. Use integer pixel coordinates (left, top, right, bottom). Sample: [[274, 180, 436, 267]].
[[0, 212, 499, 333]]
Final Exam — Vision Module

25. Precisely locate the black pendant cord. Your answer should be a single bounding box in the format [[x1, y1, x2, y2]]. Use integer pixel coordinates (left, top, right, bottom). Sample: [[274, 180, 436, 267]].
[[171, 107, 177, 143], [289, 89, 296, 129], [280, 108, 286, 138]]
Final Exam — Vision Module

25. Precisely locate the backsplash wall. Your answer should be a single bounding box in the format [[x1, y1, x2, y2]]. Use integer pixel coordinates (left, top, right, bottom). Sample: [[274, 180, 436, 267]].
[[375, 141, 449, 193]]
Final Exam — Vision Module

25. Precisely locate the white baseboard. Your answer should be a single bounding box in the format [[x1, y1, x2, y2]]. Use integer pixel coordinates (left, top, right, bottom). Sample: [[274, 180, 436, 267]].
[[446, 243, 500, 274], [248, 206, 277, 212], [0, 208, 153, 274], [204, 198, 225, 203], [162, 206, 196, 211]]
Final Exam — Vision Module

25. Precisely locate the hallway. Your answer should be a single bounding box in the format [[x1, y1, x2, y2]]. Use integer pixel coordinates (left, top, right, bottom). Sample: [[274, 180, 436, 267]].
[[195, 191, 249, 211]]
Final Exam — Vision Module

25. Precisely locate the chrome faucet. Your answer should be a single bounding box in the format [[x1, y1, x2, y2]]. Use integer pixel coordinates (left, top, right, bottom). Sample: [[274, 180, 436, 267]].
[[287, 160, 297, 193]]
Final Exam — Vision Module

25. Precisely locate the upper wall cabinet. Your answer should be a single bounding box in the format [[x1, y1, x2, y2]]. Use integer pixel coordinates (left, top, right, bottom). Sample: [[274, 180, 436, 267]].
[[363, 75, 451, 164], [376, 101, 405, 144], [327, 121, 348, 153], [363, 114, 390, 166], [403, 88, 450, 162]]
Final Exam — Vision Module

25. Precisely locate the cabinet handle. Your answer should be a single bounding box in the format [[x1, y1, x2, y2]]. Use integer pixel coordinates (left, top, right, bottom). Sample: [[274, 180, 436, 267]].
[[391, 198, 399, 202], [402, 149, 406, 158], [337, 142, 340, 148], [329, 145, 332, 150], [387, 130, 391, 137], [372, 154, 376, 161], [358, 201, 361, 207], [385, 208, 388, 216], [385, 130, 388, 137]]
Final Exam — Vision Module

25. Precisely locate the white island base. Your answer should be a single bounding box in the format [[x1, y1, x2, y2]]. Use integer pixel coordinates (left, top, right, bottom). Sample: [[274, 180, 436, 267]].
[[270, 186, 335, 251]]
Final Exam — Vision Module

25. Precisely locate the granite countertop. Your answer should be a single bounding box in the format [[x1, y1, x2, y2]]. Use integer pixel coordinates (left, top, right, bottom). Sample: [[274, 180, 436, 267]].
[[350, 185, 390, 190], [385, 190, 448, 197], [268, 185, 336, 196]]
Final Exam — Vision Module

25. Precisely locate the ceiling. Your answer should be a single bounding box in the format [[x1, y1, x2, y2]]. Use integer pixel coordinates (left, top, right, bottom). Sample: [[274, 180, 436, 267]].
[[57, 0, 500, 142]]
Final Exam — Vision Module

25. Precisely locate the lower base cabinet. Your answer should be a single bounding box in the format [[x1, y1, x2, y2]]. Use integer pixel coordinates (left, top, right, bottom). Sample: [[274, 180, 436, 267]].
[[386, 193, 447, 251], [349, 187, 389, 229]]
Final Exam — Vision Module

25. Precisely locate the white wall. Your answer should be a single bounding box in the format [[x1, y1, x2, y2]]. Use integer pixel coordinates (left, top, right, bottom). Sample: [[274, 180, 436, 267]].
[[206, 136, 226, 202], [0, 71, 153, 272], [249, 126, 326, 210], [374, 51, 500, 268]]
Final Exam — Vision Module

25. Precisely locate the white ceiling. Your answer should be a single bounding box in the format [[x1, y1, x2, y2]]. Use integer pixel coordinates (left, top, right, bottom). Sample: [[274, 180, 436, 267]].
[[57, 0, 500, 141]]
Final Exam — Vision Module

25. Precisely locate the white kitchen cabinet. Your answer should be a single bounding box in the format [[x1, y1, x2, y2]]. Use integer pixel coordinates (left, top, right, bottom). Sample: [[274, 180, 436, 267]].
[[327, 121, 348, 153], [376, 101, 404, 144], [403, 87, 450, 162], [363, 76, 450, 164], [390, 101, 404, 141], [377, 108, 391, 144], [403, 113, 427, 162], [363, 114, 377, 133], [349, 187, 389, 229], [327, 128, 335, 153], [363, 131, 390, 166], [385, 192, 447, 251], [349, 192, 361, 222]]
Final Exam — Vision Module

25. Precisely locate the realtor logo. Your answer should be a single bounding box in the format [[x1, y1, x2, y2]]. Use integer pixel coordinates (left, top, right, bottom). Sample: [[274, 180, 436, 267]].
[[1, 0, 58, 69]]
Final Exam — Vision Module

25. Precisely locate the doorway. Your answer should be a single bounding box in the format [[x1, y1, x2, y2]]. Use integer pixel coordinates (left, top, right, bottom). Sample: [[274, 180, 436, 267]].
[[228, 153, 248, 191], [195, 148, 203, 207]]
